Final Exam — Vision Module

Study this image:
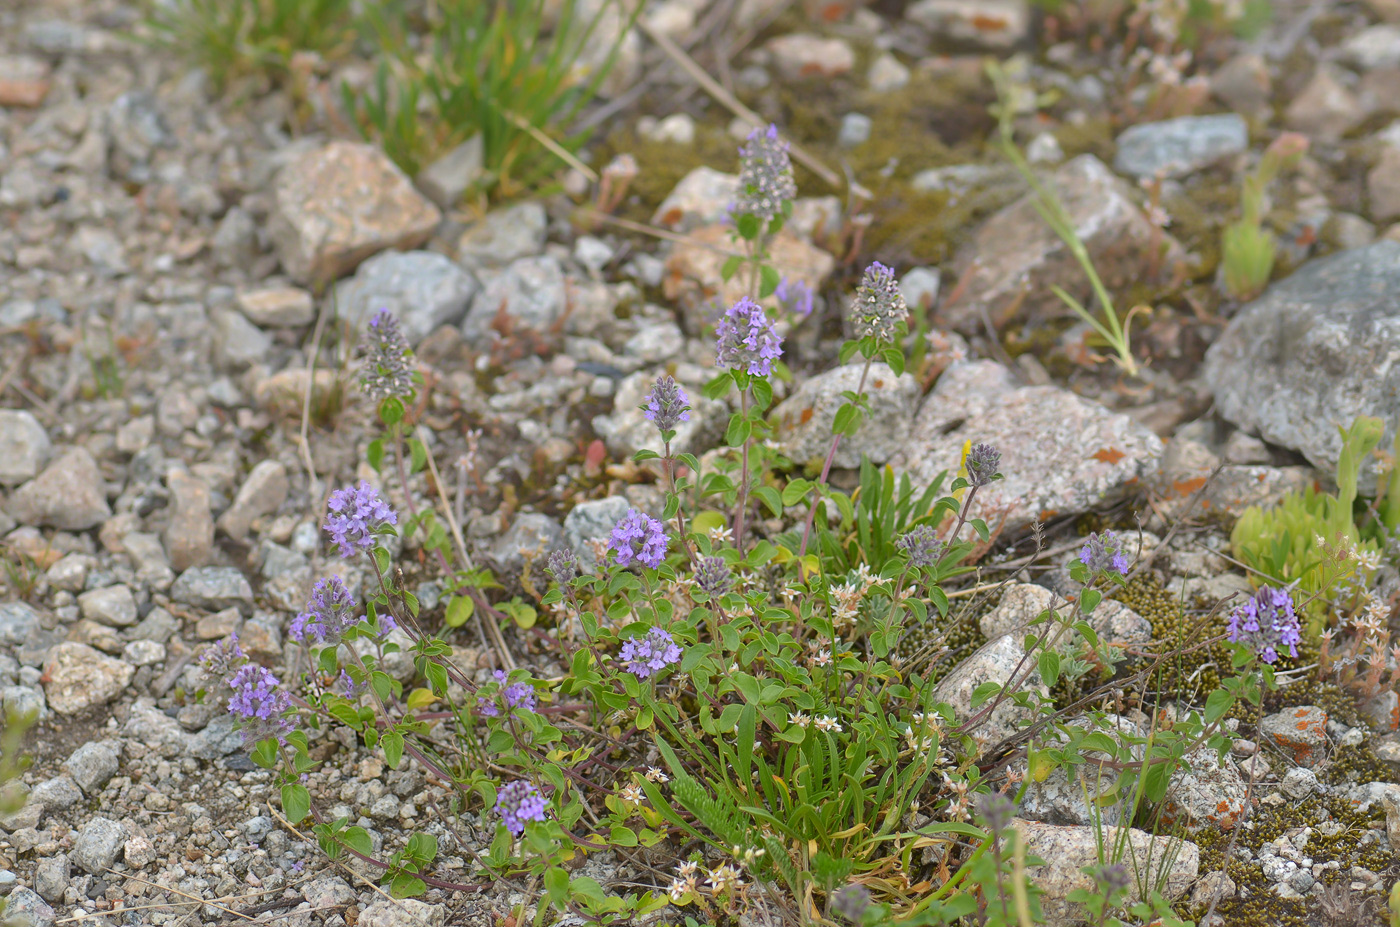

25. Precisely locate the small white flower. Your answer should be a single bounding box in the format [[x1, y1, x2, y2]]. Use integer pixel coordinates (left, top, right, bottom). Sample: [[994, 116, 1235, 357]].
[[645, 766, 669, 783], [669, 878, 692, 901], [814, 715, 843, 733], [811, 649, 832, 668], [707, 863, 744, 893], [677, 860, 699, 879], [708, 526, 734, 544], [788, 712, 811, 728], [619, 784, 644, 803]]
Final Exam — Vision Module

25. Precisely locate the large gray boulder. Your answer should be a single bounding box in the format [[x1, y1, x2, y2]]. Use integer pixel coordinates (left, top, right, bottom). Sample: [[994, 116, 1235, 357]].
[[1204, 242, 1400, 492]]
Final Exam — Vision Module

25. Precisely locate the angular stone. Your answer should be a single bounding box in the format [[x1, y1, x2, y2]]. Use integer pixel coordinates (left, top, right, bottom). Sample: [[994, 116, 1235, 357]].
[[236, 287, 316, 328], [1015, 715, 1142, 826], [40, 643, 133, 715], [72, 816, 125, 875], [31, 775, 82, 811], [77, 584, 137, 627], [940, 155, 1186, 333], [980, 583, 1057, 639], [1160, 746, 1250, 832], [1260, 705, 1329, 769], [892, 361, 1164, 533], [1368, 145, 1400, 224], [1013, 820, 1197, 927], [0, 602, 41, 646], [268, 141, 442, 287], [416, 134, 484, 209], [254, 367, 345, 417], [3, 888, 54, 927], [931, 633, 1045, 750], [906, 0, 1030, 50], [217, 460, 290, 542], [171, 566, 254, 614], [765, 34, 855, 80], [1210, 53, 1271, 118], [563, 496, 633, 573], [164, 469, 214, 572], [488, 513, 565, 580], [1285, 65, 1363, 142], [1203, 242, 1400, 492], [33, 853, 68, 903], [868, 52, 911, 92], [772, 363, 921, 468], [0, 410, 50, 486], [64, 741, 119, 794], [333, 249, 479, 345], [651, 167, 740, 233], [456, 201, 547, 270], [359, 898, 447, 927], [1343, 24, 1400, 71], [460, 255, 568, 343], [7, 447, 111, 530], [1113, 114, 1248, 179], [0, 55, 50, 107]]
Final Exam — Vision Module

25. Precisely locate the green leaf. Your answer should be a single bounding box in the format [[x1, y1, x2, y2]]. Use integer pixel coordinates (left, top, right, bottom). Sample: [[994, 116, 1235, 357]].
[[751, 376, 773, 411], [1037, 651, 1061, 688], [342, 826, 373, 857], [251, 738, 278, 769], [1080, 588, 1102, 614], [726, 413, 752, 446], [409, 439, 428, 474], [737, 213, 760, 241], [610, 825, 639, 847], [281, 782, 310, 824], [754, 486, 783, 517], [382, 730, 404, 768], [445, 595, 474, 628], [721, 254, 743, 282], [881, 347, 906, 377], [379, 396, 404, 426], [545, 866, 570, 904], [971, 681, 1001, 708], [702, 374, 732, 401], [782, 478, 813, 506], [759, 265, 780, 299], [1204, 689, 1235, 725], [367, 439, 385, 473], [390, 873, 426, 898], [832, 402, 860, 436]]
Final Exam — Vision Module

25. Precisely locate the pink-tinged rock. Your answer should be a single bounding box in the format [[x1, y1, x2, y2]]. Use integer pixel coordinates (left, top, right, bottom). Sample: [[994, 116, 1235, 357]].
[[6, 447, 111, 530], [0, 55, 51, 107], [765, 33, 855, 80], [41, 642, 134, 715]]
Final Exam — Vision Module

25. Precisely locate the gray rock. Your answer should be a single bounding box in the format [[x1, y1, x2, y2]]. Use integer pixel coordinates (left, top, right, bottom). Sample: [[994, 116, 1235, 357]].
[[909, 163, 1018, 198], [892, 361, 1164, 533], [1189, 870, 1236, 909], [122, 701, 186, 752], [931, 633, 1044, 750], [1016, 714, 1142, 826], [40, 643, 133, 715], [358, 898, 448, 927], [1343, 24, 1400, 71], [772, 363, 921, 468], [72, 816, 125, 875], [940, 155, 1186, 333], [1285, 64, 1363, 142], [0, 410, 49, 485], [901, 267, 941, 311], [186, 714, 244, 759], [1113, 114, 1248, 179], [3, 887, 54, 927], [32, 853, 67, 903], [107, 91, 174, 165], [64, 742, 119, 794], [592, 369, 724, 458], [765, 33, 855, 80], [30, 775, 82, 811], [1368, 146, 1400, 224], [128, 605, 179, 644], [77, 584, 137, 627], [1014, 819, 1197, 927], [0, 602, 40, 646], [164, 469, 214, 572], [563, 496, 633, 573], [6, 446, 111, 530], [457, 201, 547, 270], [489, 513, 565, 579], [45, 554, 91, 592], [268, 140, 442, 287], [980, 583, 1057, 639], [651, 166, 739, 232], [123, 639, 166, 666], [868, 52, 911, 92], [332, 249, 479, 346], [1260, 705, 1330, 768], [1280, 766, 1321, 801], [124, 531, 175, 590], [622, 320, 684, 362], [1160, 747, 1250, 833], [906, 0, 1030, 50], [1, 686, 47, 722], [461, 255, 567, 342], [416, 134, 484, 209], [236, 286, 316, 327], [1210, 53, 1271, 117], [839, 113, 872, 148], [213, 307, 273, 370], [171, 566, 254, 613], [217, 460, 290, 541], [1203, 242, 1400, 493], [211, 206, 259, 269]]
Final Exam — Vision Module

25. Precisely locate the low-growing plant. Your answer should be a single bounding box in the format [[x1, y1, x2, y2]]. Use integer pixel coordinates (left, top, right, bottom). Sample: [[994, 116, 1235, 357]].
[[1221, 133, 1309, 301], [143, 0, 356, 91], [350, 0, 639, 191], [1230, 415, 1395, 635]]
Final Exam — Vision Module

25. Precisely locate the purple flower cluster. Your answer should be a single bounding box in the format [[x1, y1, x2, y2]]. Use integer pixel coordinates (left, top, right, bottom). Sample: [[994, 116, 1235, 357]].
[[227, 664, 293, 745], [849, 261, 907, 343], [478, 669, 537, 718], [608, 509, 669, 569], [360, 309, 416, 402], [965, 442, 1001, 488], [895, 524, 944, 570], [643, 374, 691, 435], [199, 634, 246, 677], [1079, 530, 1129, 576], [1226, 586, 1301, 664], [694, 556, 732, 598], [495, 780, 548, 835], [733, 124, 796, 223], [715, 298, 783, 377], [776, 277, 814, 317], [289, 575, 358, 645], [619, 627, 683, 679], [324, 481, 397, 558], [545, 548, 578, 585]]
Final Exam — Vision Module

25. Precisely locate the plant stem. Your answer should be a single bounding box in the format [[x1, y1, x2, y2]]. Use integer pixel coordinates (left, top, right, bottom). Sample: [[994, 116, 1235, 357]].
[[734, 385, 751, 549]]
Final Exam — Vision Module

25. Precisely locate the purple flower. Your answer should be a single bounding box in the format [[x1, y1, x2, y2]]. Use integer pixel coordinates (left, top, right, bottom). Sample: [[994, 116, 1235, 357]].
[[495, 780, 549, 835], [694, 556, 732, 598], [478, 669, 537, 717], [1079, 531, 1129, 576], [895, 524, 944, 570], [849, 261, 907, 343], [716, 298, 783, 377], [324, 481, 397, 558], [619, 627, 683, 679], [643, 374, 691, 435], [289, 575, 358, 645], [360, 309, 415, 402], [608, 509, 669, 569], [227, 664, 293, 746], [199, 634, 246, 677], [335, 669, 363, 698], [1226, 586, 1301, 664], [1088, 863, 1131, 899], [965, 443, 1001, 488], [545, 549, 578, 585], [776, 278, 814, 317], [733, 124, 796, 223]]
